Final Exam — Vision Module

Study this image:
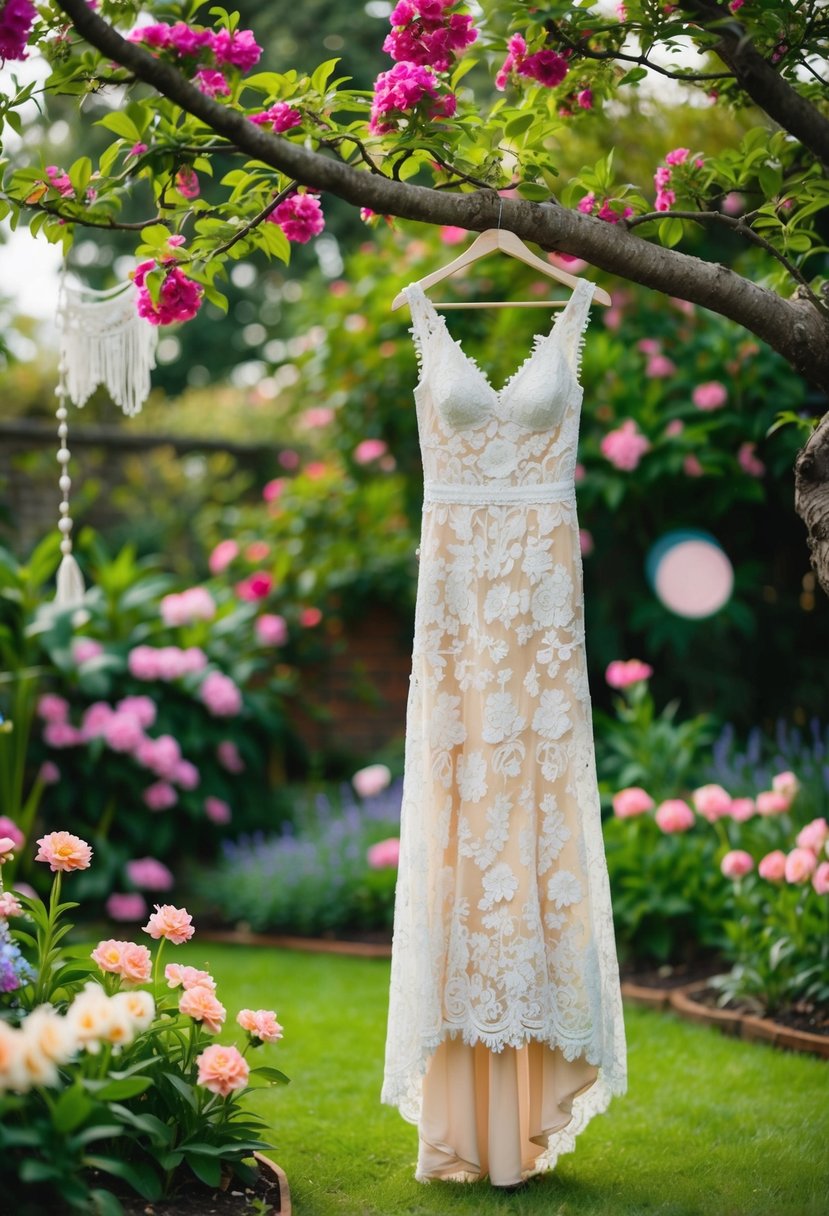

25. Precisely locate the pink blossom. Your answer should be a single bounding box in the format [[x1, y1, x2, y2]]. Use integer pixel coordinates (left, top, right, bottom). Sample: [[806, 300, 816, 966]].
[[217, 740, 245, 773], [200, 671, 243, 718], [665, 419, 684, 437], [654, 166, 672, 190], [299, 407, 334, 429], [738, 441, 765, 477], [38, 759, 60, 785], [211, 27, 263, 71], [665, 147, 690, 166], [80, 702, 113, 740], [0, 818, 24, 850], [772, 770, 799, 801], [440, 226, 467, 245], [612, 787, 655, 818], [204, 796, 232, 825], [367, 837, 401, 869], [255, 613, 288, 647], [139, 734, 182, 781], [637, 338, 661, 355], [278, 450, 300, 470], [758, 849, 787, 882], [249, 102, 302, 133], [165, 964, 216, 991], [812, 862, 829, 896], [354, 438, 388, 464], [37, 694, 70, 724], [143, 903, 195, 944], [784, 847, 817, 885], [143, 781, 178, 812], [160, 586, 216, 626], [796, 818, 828, 854], [172, 760, 200, 790], [179, 985, 226, 1033], [167, 21, 214, 57], [579, 529, 594, 556], [577, 193, 596, 216], [692, 381, 727, 411], [103, 711, 145, 754], [692, 784, 732, 823], [270, 193, 325, 244], [105, 893, 148, 922], [576, 88, 593, 110], [353, 764, 392, 799], [683, 454, 704, 478], [127, 21, 173, 49], [175, 168, 200, 199], [134, 259, 203, 326], [574, 463, 586, 483], [194, 69, 230, 98], [126, 857, 174, 891], [646, 354, 677, 378], [720, 849, 754, 879], [0, 891, 24, 918], [128, 142, 148, 158], [729, 0, 745, 10], [43, 721, 81, 748], [729, 797, 756, 822], [721, 191, 744, 216], [262, 479, 284, 503], [237, 1008, 284, 1042], [46, 165, 74, 197], [115, 696, 157, 729], [196, 1043, 248, 1094], [73, 638, 103, 665], [236, 571, 273, 601], [654, 189, 676, 212], [518, 48, 568, 88], [35, 831, 93, 872], [209, 539, 239, 574], [300, 607, 322, 628], [755, 790, 790, 816], [655, 799, 695, 833], [605, 658, 653, 688], [369, 61, 444, 133], [599, 419, 651, 471], [128, 646, 161, 681], [0, 0, 37, 62]]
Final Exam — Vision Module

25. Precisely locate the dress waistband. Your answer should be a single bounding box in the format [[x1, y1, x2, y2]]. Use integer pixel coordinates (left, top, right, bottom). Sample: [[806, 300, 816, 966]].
[[423, 479, 576, 505]]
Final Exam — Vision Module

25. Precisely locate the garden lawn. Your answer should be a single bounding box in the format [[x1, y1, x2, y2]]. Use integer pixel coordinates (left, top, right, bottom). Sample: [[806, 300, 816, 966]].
[[176, 943, 828, 1216]]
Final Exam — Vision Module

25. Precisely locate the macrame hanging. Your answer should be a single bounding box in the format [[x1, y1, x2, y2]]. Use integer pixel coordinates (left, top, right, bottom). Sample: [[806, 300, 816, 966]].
[[53, 270, 158, 609]]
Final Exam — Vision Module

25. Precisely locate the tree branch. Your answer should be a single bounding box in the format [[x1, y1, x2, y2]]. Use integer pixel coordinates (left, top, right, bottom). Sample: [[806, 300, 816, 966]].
[[208, 181, 297, 257], [51, 0, 829, 393], [558, 30, 732, 83]]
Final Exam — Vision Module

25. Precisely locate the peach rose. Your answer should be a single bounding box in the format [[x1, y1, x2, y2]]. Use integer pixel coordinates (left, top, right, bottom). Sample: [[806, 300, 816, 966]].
[[119, 943, 152, 985], [35, 831, 93, 872], [237, 1008, 284, 1043], [196, 1043, 249, 1096], [720, 849, 754, 879], [758, 850, 787, 882], [784, 847, 817, 885], [812, 861, 829, 896], [654, 799, 695, 833], [165, 964, 216, 991], [143, 904, 194, 944], [179, 984, 226, 1034], [612, 787, 655, 818], [91, 940, 128, 975]]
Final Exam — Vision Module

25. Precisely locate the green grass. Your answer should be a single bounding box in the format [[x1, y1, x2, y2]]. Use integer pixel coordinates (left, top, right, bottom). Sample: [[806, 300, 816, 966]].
[[175, 943, 828, 1216]]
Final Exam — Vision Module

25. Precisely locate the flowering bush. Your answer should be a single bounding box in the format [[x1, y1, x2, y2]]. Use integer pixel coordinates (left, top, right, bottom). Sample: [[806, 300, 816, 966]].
[[199, 771, 402, 936], [0, 831, 288, 1212]]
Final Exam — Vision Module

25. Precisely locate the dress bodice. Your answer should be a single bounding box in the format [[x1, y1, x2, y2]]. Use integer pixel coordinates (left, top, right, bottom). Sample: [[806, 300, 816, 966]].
[[404, 278, 595, 503]]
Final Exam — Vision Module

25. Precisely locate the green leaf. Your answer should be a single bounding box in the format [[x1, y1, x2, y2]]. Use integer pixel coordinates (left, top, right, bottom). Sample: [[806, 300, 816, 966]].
[[96, 112, 142, 142], [311, 57, 340, 95], [83, 1156, 162, 1202], [619, 67, 648, 85], [140, 223, 173, 250], [95, 1076, 153, 1101], [505, 112, 535, 138], [88, 1189, 125, 1216], [53, 1082, 94, 1133], [185, 1151, 222, 1187], [20, 1158, 59, 1182], [658, 217, 684, 248], [250, 1066, 290, 1085]]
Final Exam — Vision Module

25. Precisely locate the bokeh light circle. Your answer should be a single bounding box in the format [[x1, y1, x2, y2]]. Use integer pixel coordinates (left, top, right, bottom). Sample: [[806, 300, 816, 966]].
[[645, 529, 734, 618]]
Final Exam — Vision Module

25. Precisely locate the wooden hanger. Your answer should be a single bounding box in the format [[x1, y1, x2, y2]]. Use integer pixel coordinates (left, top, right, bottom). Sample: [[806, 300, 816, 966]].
[[391, 227, 612, 310]]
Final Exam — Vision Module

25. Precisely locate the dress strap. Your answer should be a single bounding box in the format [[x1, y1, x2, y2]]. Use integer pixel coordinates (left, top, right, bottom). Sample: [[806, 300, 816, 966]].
[[402, 282, 443, 385], [557, 278, 596, 381]]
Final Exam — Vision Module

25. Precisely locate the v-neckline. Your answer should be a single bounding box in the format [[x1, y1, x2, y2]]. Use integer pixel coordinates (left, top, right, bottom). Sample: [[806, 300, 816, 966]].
[[409, 278, 589, 402]]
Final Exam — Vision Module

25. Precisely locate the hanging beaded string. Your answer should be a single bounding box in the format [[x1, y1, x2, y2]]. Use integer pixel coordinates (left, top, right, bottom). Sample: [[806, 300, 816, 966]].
[[53, 276, 85, 609]]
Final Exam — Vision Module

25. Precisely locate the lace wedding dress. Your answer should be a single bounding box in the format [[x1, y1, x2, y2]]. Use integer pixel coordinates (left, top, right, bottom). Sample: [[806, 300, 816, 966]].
[[380, 278, 628, 1187]]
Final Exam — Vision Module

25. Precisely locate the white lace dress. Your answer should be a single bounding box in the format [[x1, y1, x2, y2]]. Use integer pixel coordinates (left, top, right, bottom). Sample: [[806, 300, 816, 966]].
[[381, 278, 628, 1187]]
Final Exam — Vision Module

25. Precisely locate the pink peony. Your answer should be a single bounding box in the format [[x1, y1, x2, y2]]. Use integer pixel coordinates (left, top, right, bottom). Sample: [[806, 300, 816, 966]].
[[755, 790, 791, 816], [106, 892, 148, 922], [211, 27, 262, 70], [165, 964, 216, 991], [784, 847, 817, 885], [143, 904, 195, 944], [179, 985, 226, 1033], [646, 354, 677, 378], [729, 797, 756, 822], [194, 68, 230, 98], [103, 712, 145, 754], [204, 796, 232, 825], [796, 818, 829, 854], [0, 818, 25, 850], [612, 787, 655, 818], [249, 102, 302, 133], [196, 1043, 249, 1095], [236, 571, 273, 601], [217, 740, 245, 774], [37, 694, 70, 724], [367, 837, 401, 869], [353, 764, 392, 798], [43, 721, 81, 748], [115, 696, 157, 730], [270, 193, 325, 244], [758, 849, 787, 882], [720, 849, 754, 879], [199, 671, 243, 717], [237, 1008, 284, 1042], [126, 857, 174, 891], [655, 799, 695, 833], [692, 784, 732, 823], [692, 381, 727, 411], [255, 614, 288, 647], [160, 587, 216, 626], [209, 539, 239, 575], [812, 862, 829, 896], [599, 419, 651, 471], [73, 638, 103, 665], [35, 831, 92, 872], [605, 658, 653, 689], [142, 781, 178, 812], [354, 438, 388, 464]]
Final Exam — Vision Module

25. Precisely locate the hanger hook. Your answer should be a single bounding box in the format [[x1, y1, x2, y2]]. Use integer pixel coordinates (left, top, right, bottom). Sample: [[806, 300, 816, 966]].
[[497, 196, 503, 231]]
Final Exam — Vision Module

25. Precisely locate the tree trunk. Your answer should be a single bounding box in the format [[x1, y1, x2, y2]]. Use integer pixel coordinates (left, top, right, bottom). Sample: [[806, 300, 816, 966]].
[[794, 414, 829, 600]]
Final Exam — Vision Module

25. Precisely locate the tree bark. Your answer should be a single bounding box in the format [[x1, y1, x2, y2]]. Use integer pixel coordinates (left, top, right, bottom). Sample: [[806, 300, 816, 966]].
[[795, 414, 829, 600]]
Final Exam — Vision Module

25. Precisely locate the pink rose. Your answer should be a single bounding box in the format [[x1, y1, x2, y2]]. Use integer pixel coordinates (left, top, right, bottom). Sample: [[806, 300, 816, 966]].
[[720, 849, 754, 879], [204, 796, 232, 825], [352, 764, 392, 798], [143, 903, 195, 944], [106, 892, 149, 922], [115, 696, 157, 729], [199, 671, 243, 717], [255, 613, 288, 647], [755, 790, 790, 816], [758, 850, 787, 882], [605, 658, 653, 689], [209, 539, 239, 575], [796, 818, 829, 854], [103, 712, 145, 754], [237, 1008, 284, 1042], [599, 419, 651, 471], [692, 381, 727, 411], [784, 847, 817, 885], [216, 740, 245, 774], [35, 831, 93, 872], [728, 797, 756, 822], [196, 1043, 249, 1095], [812, 861, 829, 896], [367, 837, 401, 869], [179, 985, 226, 1033], [126, 857, 174, 891], [612, 787, 655, 818], [655, 799, 695, 833], [236, 572, 273, 601], [165, 964, 216, 991], [772, 770, 799, 801], [691, 784, 732, 823], [37, 693, 70, 723]]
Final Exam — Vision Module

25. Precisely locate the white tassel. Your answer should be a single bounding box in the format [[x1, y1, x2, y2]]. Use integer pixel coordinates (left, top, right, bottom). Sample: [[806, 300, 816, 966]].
[[55, 552, 85, 608]]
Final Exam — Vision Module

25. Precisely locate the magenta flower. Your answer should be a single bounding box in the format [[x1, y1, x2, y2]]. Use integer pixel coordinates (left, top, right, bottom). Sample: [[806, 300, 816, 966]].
[[175, 167, 200, 199], [576, 87, 593, 110], [369, 61, 445, 133], [270, 193, 325, 243], [0, 0, 37, 62], [577, 193, 596, 215], [262, 478, 284, 503], [160, 586, 216, 626], [249, 102, 302, 133], [518, 49, 568, 88], [655, 189, 676, 212], [605, 658, 653, 688], [194, 68, 231, 98], [235, 571, 273, 601], [167, 21, 213, 57], [127, 22, 174, 50], [599, 419, 651, 471], [665, 147, 690, 166], [211, 27, 262, 71], [204, 796, 232, 825], [126, 857, 174, 891], [354, 438, 388, 464], [134, 259, 203, 326], [45, 166, 74, 197]]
